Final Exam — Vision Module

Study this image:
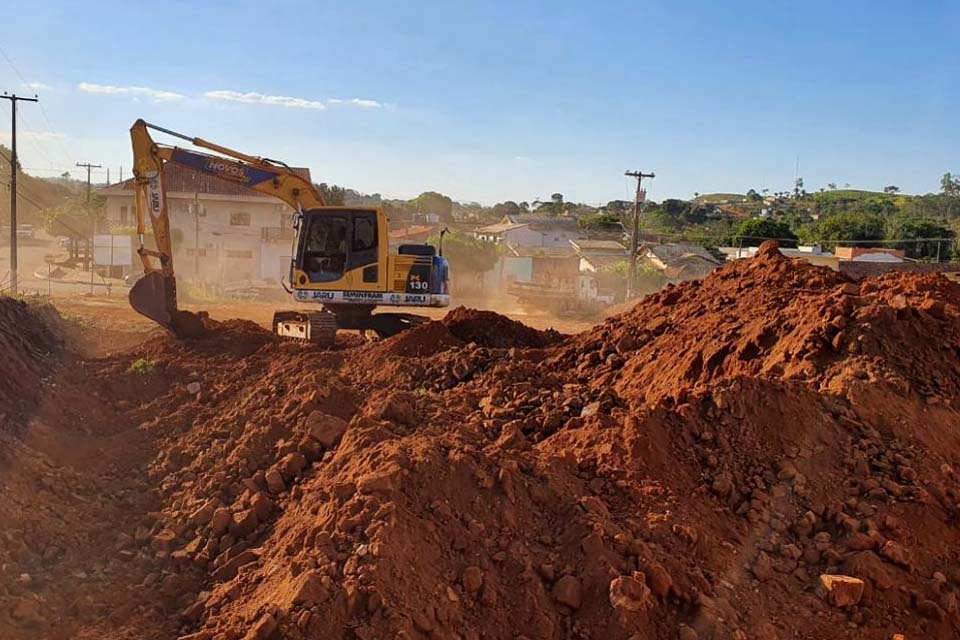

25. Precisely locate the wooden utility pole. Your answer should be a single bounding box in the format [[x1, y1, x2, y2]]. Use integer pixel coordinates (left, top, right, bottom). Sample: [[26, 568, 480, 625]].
[[75, 162, 102, 275], [625, 170, 655, 298], [1, 92, 39, 294], [75, 162, 102, 204]]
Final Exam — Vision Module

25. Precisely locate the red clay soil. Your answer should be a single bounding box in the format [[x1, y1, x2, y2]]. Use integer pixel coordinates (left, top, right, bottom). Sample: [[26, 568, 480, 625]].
[[0, 298, 61, 427], [4, 241, 960, 640], [443, 306, 562, 348]]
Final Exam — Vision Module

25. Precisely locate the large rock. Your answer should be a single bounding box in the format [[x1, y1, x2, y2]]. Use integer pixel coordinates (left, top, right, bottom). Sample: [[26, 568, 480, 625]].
[[243, 613, 277, 640], [212, 549, 259, 582], [357, 462, 403, 495], [265, 468, 286, 494], [842, 551, 894, 591], [818, 574, 865, 607], [210, 508, 232, 536], [306, 411, 348, 448], [609, 572, 651, 611], [189, 498, 221, 526], [552, 575, 582, 610], [288, 571, 330, 607]]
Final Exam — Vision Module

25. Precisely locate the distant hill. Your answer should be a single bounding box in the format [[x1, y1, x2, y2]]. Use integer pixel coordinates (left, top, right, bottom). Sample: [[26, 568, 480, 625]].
[[694, 193, 747, 204], [0, 145, 73, 224]]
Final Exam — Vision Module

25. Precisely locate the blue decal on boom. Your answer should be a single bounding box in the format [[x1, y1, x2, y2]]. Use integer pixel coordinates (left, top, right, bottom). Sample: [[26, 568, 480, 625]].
[[171, 149, 278, 186]]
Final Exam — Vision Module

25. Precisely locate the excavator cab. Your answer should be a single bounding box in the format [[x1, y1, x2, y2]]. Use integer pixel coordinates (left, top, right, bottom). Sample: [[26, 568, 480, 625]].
[[293, 209, 380, 287]]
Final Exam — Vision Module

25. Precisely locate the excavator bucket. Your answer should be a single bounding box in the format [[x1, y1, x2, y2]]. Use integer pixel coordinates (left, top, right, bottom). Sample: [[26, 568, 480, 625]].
[[129, 272, 206, 338]]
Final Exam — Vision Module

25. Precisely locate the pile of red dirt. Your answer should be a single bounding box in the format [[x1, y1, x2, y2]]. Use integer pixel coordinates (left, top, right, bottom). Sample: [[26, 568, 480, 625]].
[[442, 306, 562, 348], [0, 297, 61, 427], [13, 242, 960, 639]]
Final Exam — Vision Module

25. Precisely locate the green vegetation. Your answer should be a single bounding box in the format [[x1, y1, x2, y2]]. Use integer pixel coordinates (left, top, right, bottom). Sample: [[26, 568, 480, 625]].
[[42, 193, 105, 237], [598, 259, 666, 295], [410, 191, 454, 222], [427, 229, 500, 273], [798, 211, 886, 246], [577, 213, 622, 230], [316, 183, 346, 205], [693, 193, 748, 204], [730, 218, 797, 247], [129, 358, 157, 375]]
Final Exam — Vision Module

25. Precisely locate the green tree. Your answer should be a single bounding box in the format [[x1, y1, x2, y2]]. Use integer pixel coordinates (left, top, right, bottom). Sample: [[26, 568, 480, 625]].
[[883, 185, 900, 194], [490, 201, 521, 219], [942, 173, 960, 197], [577, 213, 622, 230], [315, 183, 345, 205], [746, 189, 762, 202], [43, 193, 105, 237], [730, 218, 798, 247], [801, 211, 886, 246], [604, 200, 631, 217], [410, 191, 454, 222], [887, 216, 954, 260], [427, 230, 499, 273]]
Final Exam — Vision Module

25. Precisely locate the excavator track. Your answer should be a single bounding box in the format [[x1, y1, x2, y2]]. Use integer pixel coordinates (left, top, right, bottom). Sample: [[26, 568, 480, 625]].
[[272, 310, 338, 346]]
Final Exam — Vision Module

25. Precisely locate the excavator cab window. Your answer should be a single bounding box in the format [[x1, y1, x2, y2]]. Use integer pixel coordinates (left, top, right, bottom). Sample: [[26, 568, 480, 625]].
[[302, 215, 349, 282]]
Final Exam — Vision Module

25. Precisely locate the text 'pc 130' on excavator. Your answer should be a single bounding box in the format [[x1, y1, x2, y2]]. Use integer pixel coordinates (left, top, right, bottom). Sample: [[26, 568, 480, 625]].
[[128, 119, 449, 345]]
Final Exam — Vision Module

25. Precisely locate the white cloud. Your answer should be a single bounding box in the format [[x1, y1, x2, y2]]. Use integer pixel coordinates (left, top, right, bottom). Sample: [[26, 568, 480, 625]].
[[22, 81, 51, 92], [78, 82, 185, 102], [204, 90, 326, 110], [513, 155, 533, 163], [327, 98, 382, 108]]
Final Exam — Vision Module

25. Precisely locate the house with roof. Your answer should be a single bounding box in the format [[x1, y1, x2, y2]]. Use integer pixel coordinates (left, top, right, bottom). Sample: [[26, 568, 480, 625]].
[[639, 242, 721, 282], [99, 164, 311, 286], [388, 224, 436, 249], [475, 215, 585, 248], [570, 239, 628, 273]]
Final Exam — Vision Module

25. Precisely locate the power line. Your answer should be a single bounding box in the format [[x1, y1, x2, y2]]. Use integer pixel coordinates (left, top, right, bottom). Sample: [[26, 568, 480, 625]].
[[0, 46, 73, 168]]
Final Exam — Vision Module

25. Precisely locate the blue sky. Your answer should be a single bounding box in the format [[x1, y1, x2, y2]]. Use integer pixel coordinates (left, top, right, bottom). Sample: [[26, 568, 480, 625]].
[[0, 1, 957, 205]]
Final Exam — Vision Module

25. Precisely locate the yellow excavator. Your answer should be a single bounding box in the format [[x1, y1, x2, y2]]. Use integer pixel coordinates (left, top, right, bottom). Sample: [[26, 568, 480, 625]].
[[128, 120, 450, 344]]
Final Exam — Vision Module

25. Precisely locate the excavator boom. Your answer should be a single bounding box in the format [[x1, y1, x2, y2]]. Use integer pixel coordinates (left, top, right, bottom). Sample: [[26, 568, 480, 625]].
[[128, 119, 324, 336]]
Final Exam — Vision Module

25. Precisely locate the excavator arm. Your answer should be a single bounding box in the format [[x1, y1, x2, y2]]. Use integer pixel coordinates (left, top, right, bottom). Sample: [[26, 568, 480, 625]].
[[128, 119, 325, 336]]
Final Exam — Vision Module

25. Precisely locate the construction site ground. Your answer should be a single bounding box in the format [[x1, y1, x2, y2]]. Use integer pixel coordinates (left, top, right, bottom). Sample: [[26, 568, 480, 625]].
[[3, 243, 960, 640]]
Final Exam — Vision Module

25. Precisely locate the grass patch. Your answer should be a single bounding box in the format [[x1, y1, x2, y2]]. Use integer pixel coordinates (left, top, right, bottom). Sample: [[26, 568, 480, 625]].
[[129, 358, 157, 374]]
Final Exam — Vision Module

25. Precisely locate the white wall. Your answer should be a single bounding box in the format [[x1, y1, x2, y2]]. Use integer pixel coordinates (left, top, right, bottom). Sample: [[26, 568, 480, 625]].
[[102, 191, 296, 284]]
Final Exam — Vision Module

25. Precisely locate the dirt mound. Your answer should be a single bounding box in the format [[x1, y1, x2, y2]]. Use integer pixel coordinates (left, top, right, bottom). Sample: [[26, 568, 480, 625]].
[[0, 297, 61, 426], [10, 245, 960, 639], [554, 240, 960, 409], [442, 306, 562, 348]]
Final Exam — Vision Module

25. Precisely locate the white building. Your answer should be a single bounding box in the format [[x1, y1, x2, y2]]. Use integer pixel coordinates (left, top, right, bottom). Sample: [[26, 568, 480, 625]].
[[99, 164, 311, 286], [474, 215, 584, 249]]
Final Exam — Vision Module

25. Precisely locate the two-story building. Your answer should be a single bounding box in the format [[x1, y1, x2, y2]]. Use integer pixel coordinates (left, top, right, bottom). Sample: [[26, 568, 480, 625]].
[[99, 163, 311, 286]]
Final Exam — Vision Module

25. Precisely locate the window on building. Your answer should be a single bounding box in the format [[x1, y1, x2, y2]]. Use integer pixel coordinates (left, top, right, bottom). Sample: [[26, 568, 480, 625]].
[[226, 249, 254, 259], [120, 205, 128, 224], [230, 212, 251, 226]]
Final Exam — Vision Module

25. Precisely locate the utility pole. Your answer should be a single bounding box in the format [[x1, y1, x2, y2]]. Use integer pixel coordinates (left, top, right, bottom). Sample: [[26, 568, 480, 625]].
[[75, 161, 102, 277], [76, 162, 101, 204], [1, 92, 39, 294], [625, 170, 655, 298]]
